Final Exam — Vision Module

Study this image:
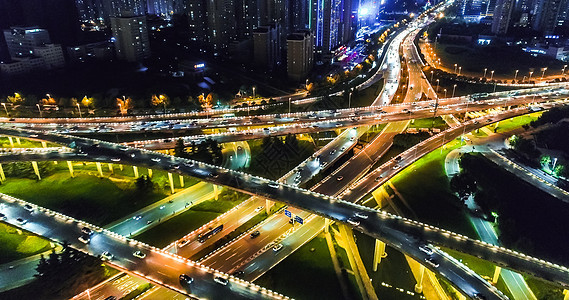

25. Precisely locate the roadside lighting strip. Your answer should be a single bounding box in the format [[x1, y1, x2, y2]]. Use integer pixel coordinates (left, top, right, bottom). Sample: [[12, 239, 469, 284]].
[[489, 148, 569, 197], [0, 193, 291, 300], [0, 147, 70, 154], [3, 116, 569, 289]]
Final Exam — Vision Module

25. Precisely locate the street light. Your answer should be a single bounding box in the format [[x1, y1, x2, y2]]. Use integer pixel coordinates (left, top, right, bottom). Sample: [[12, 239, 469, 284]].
[[436, 79, 440, 92], [454, 64, 457, 73], [349, 92, 353, 108], [444, 88, 447, 98], [563, 65, 567, 75], [529, 71, 533, 80], [458, 66, 461, 76], [430, 71, 434, 82], [490, 70, 494, 81], [77, 103, 82, 118], [483, 68, 487, 78], [452, 84, 457, 98], [252, 86, 256, 98], [514, 69, 519, 81], [288, 97, 292, 114], [541, 67, 547, 79], [36, 104, 42, 117]]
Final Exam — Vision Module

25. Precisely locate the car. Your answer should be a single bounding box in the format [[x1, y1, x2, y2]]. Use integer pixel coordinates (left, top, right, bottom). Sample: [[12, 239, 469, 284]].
[[23, 204, 33, 212], [375, 175, 383, 182], [101, 251, 114, 260], [392, 165, 400, 170], [111, 158, 121, 162], [209, 172, 219, 178], [473, 293, 486, 300], [289, 218, 295, 224], [179, 274, 194, 283], [250, 230, 260, 238], [330, 149, 336, 155], [81, 227, 94, 235], [419, 245, 434, 255], [133, 215, 142, 221], [16, 218, 26, 225], [347, 218, 360, 226], [178, 239, 190, 247], [78, 234, 90, 244], [395, 156, 402, 161], [214, 276, 228, 285], [146, 220, 153, 225], [268, 183, 280, 188], [0, 213, 5, 221], [425, 257, 439, 268], [336, 176, 344, 181], [232, 270, 245, 277], [104, 297, 117, 300], [350, 137, 355, 141], [273, 244, 283, 252], [237, 146, 243, 150], [355, 212, 368, 219], [151, 158, 161, 162], [255, 206, 264, 212], [133, 250, 146, 259]]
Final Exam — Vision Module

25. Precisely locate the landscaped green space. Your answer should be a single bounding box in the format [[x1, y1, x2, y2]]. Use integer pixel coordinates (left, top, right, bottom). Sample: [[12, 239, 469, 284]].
[[135, 189, 249, 248], [350, 80, 385, 108], [354, 231, 423, 300], [490, 112, 542, 133], [526, 277, 564, 300], [460, 153, 569, 265], [408, 117, 448, 130], [0, 172, 167, 225], [255, 233, 350, 300], [0, 222, 54, 264], [0, 137, 57, 148], [388, 138, 478, 237], [247, 135, 315, 179]]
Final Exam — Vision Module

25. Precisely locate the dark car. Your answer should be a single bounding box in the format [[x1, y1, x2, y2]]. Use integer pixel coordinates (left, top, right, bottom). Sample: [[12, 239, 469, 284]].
[[250, 230, 260, 238], [179, 274, 194, 283]]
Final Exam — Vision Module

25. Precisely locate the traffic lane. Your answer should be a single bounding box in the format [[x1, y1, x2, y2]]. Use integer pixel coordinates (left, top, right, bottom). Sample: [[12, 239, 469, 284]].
[[3, 123, 569, 292], [0, 195, 282, 300]]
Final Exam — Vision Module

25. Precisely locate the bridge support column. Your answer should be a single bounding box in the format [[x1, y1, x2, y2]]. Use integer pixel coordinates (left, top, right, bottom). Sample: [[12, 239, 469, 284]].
[[563, 289, 569, 300], [119, 164, 123, 171], [67, 161, 74, 178], [492, 266, 501, 284], [214, 185, 219, 200], [179, 175, 184, 187], [414, 264, 425, 293], [0, 164, 5, 182], [266, 200, 273, 215], [133, 166, 139, 178], [31, 161, 41, 180], [168, 173, 175, 194], [41, 141, 47, 148], [373, 240, 387, 272], [8, 137, 13, 147], [148, 169, 153, 178], [325, 218, 330, 233], [96, 162, 103, 177], [108, 163, 113, 173]]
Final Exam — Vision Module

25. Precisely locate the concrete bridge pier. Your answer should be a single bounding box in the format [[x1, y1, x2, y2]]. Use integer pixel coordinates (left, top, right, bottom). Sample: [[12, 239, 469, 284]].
[[96, 162, 103, 177], [214, 185, 219, 200], [133, 166, 139, 178], [168, 173, 175, 194], [108, 163, 113, 173], [492, 266, 501, 284], [41, 141, 46, 148], [67, 161, 74, 178], [265, 199, 273, 214], [8, 137, 13, 147], [0, 164, 5, 182], [414, 264, 425, 293], [16, 137, 21, 145], [563, 289, 569, 300], [148, 169, 153, 178], [31, 161, 41, 180], [179, 175, 184, 187], [325, 218, 330, 233], [373, 240, 388, 272]]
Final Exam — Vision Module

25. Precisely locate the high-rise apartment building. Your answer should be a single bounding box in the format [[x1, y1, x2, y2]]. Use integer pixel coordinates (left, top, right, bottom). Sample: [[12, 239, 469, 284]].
[[532, 0, 565, 33], [253, 24, 280, 68], [492, 0, 515, 34], [110, 15, 151, 61], [287, 30, 314, 80]]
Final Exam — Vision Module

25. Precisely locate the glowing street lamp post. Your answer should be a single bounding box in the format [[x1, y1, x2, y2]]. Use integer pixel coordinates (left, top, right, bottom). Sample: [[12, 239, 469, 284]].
[[77, 103, 82, 118]]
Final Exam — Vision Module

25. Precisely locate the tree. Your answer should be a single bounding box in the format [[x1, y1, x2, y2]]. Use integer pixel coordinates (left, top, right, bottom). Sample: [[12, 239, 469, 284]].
[[81, 96, 95, 109], [135, 175, 153, 191], [116, 97, 133, 114], [7, 93, 24, 104], [151, 94, 170, 113], [173, 138, 187, 158], [450, 171, 477, 202], [35, 254, 49, 277]]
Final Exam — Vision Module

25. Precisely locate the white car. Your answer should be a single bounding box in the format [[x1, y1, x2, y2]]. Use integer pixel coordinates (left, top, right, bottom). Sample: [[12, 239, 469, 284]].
[[214, 276, 228, 285], [254, 206, 264, 212], [347, 218, 360, 226], [101, 251, 114, 260], [273, 244, 283, 252], [133, 250, 146, 259]]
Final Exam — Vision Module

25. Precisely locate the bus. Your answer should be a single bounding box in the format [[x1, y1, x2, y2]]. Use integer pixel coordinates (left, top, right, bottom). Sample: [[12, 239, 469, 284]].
[[198, 225, 223, 243]]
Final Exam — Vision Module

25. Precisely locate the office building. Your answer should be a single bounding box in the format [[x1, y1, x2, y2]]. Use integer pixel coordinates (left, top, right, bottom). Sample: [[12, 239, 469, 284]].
[[3, 27, 51, 58], [33, 44, 65, 69], [287, 30, 314, 80], [532, 0, 565, 34], [110, 15, 151, 62]]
